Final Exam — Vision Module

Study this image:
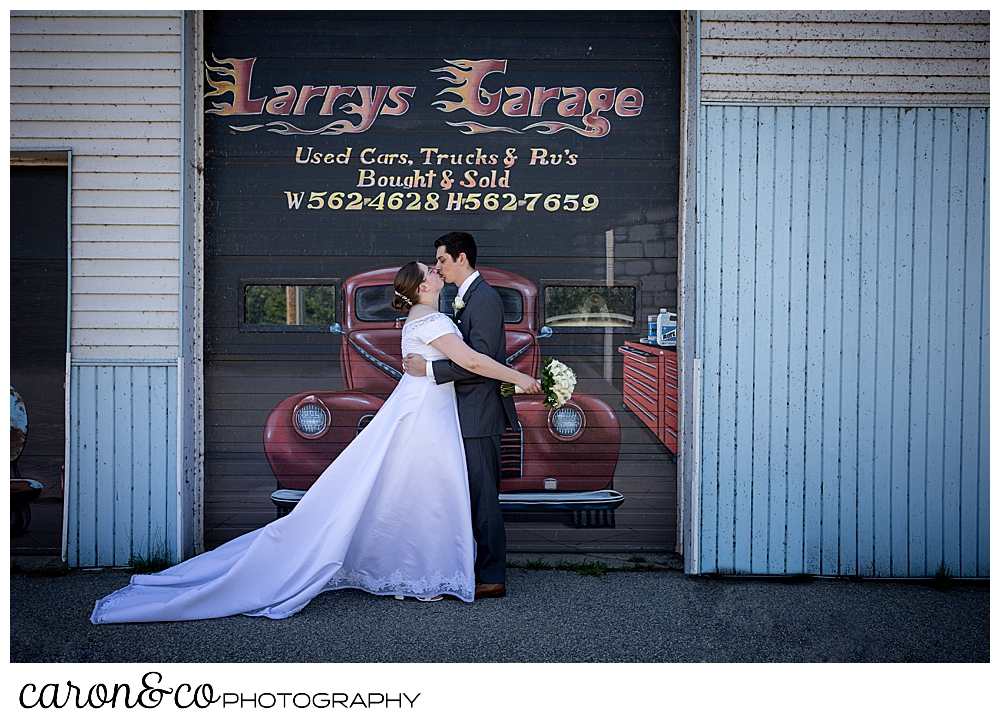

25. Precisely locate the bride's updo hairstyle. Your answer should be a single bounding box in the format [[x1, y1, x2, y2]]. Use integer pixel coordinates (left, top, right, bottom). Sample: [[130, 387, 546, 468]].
[[392, 261, 423, 312]]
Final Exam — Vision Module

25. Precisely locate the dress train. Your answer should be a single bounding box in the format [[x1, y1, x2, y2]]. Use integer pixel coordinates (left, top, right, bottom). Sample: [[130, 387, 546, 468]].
[[91, 364, 475, 624]]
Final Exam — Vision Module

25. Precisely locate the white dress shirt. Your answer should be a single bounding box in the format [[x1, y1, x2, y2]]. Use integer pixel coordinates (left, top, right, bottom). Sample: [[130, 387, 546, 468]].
[[456, 269, 480, 302], [426, 270, 480, 382]]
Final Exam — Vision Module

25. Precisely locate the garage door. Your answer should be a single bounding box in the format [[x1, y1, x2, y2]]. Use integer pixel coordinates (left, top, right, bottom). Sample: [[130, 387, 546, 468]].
[[203, 10, 681, 551]]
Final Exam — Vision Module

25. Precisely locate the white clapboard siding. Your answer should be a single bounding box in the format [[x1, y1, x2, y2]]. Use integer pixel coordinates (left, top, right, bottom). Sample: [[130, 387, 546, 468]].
[[73, 192, 180, 211], [702, 39, 989, 60], [11, 51, 186, 70], [10, 14, 181, 36], [706, 11, 989, 24], [11, 120, 180, 140], [73, 329, 179, 346], [74, 173, 181, 191], [9, 86, 180, 104], [11, 9, 181, 17], [72, 207, 180, 226], [703, 57, 988, 77], [75, 347, 179, 360], [700, 11, 989, 105], [71, 156, 183, 174], [10, 10, 182, 360], [12, 69, 181, 88], [696, 105, 989, 578], [73, 225, 180, 243], [74, 312, 179, 331], [72, 242, 180, 260], [73, 294, 180, 312], [9, 34, 181, 54], [13, 104, 182, 122], [68, 362, 178, 568], [72, 275, 180, 296], [13, 139, 180, 157]]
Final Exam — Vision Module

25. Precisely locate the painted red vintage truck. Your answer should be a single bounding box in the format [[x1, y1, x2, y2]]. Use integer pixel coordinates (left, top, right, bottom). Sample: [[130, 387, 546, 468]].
[[262, 266, 623, 517]]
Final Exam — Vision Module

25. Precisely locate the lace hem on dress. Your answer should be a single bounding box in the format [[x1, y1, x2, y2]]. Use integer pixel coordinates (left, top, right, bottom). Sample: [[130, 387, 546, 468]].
[[88, 577, 156, 624], [238, 568, 474, 619], [323, 567, 474, 602]]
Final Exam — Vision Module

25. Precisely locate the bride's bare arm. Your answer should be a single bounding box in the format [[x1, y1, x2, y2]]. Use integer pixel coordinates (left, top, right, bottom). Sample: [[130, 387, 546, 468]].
[[429, 334, 542, 393]]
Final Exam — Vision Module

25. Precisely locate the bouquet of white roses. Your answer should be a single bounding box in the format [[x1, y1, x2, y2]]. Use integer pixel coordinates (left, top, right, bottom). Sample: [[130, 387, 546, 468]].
[[501, 358, 577, 409]]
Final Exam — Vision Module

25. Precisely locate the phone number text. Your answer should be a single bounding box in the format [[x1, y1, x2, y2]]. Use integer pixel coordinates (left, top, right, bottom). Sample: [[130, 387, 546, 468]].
[[284, 191, 600, 212]]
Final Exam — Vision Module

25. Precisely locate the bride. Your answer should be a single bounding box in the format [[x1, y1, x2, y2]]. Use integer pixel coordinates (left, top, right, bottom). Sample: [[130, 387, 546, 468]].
[[91, 261, 540, 623]]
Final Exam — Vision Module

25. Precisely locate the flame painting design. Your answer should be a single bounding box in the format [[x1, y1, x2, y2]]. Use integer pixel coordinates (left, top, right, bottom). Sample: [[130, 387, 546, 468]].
[[226, 121, 373, 136], [204, 55, 629, 137], [222, 120, 378, 136], [205, 58, 394, 134], [204, 55, 258, 116], [432, 59, 508, 116], [447, 121, 523, 135], [264, 121, 353, 135], [432, 58, 614, 137], [523, 120, 607, 137]]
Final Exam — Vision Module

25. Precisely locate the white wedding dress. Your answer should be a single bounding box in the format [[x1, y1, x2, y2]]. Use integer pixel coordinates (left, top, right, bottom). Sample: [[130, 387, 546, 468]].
[[91, 312, 475, 623]]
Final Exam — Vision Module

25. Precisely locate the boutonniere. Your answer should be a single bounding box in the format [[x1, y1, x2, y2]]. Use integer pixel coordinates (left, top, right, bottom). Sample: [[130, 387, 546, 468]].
[[452, 297, 466, 315]]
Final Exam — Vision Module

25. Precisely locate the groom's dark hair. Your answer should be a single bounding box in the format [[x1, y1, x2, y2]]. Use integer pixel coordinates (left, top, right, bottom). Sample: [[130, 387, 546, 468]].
[[434, 231, 477, 268]]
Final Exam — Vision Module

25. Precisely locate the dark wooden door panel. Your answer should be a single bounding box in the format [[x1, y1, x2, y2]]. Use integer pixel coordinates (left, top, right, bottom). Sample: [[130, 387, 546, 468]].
[[203, 11, 681, 550]]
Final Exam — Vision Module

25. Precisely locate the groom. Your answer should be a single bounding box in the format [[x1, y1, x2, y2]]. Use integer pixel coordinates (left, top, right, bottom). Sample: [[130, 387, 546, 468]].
[[403, 231, 520, 599]]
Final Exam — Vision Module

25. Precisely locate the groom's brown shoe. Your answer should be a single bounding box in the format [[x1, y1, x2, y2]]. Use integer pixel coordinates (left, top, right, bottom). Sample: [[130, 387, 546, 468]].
[[474, 583, 506, 599]]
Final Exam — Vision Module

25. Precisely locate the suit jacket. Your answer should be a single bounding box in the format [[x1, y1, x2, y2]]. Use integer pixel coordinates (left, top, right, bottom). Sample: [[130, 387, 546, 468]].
[[431, 274, 518, 438]]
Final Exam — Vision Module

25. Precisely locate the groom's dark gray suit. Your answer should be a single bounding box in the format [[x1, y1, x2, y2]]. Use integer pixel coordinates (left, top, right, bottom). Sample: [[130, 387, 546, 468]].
[[431, 274, 516, 584]]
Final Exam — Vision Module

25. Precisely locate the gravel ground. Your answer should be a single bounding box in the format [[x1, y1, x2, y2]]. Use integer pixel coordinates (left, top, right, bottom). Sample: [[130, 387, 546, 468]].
[[10, 555, 988, 663]]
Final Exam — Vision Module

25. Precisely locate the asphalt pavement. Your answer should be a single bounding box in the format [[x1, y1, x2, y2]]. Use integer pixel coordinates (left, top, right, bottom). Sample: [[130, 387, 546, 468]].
[[9, 553, 988, 663]]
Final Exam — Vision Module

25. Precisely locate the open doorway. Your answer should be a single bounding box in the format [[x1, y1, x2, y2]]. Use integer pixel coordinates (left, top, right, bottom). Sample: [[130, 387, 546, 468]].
[[10, 159, 69, 555]]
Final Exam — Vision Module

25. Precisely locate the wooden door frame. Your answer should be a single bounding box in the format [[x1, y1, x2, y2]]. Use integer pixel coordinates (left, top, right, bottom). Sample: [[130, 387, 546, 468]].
[[677, 10, 700, 573], [180, 10, 207, 558]]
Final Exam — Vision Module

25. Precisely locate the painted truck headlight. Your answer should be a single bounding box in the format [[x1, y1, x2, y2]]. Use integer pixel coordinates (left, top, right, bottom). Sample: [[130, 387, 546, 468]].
[[548, 404, 585, 440], [293, 396, 330, 439]]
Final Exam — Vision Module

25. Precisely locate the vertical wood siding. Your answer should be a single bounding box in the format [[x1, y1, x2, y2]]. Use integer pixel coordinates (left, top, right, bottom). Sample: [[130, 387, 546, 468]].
[[10, 11, 182, 359], [68, 362, 178, 567], [696, 105, 989, 577], [700, 11, 989, 106]]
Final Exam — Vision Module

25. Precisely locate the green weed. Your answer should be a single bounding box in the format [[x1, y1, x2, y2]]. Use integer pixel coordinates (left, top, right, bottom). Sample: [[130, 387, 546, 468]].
[[553, 559, 609, 577], [930, 562, 954, 591], [129, 542, 173, 574], [524, 558, 553, 571]]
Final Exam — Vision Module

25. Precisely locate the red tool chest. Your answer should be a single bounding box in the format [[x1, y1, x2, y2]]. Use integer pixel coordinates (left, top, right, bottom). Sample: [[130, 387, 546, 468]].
[[618, 341, 678, 456]]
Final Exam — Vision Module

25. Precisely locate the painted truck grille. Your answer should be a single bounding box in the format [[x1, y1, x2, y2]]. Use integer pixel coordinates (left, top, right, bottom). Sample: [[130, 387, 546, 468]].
[[501, 424, 522, 478]]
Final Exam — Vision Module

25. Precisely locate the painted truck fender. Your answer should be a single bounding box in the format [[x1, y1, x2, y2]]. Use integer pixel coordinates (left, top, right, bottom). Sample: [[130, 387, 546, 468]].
[[263, 391, 384, 490]]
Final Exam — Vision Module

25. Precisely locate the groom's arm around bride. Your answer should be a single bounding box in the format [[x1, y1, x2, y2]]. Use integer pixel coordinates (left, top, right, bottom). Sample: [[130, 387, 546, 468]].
[[405, 233, 517, 435], [430, 276, 518, 436]]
